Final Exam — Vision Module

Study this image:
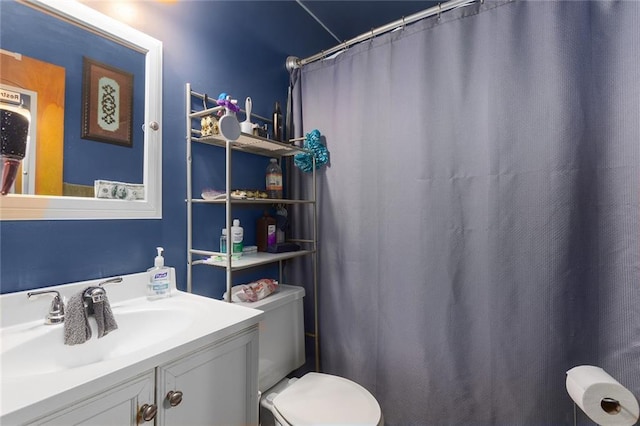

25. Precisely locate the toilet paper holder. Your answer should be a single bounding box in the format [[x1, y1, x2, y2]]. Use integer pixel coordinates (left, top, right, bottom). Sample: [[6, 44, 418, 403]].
[[566, 365, 639, 426]]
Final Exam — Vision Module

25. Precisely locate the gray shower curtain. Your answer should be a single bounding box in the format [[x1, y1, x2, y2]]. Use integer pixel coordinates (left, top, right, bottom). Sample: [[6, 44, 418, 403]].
[[288, 1, 639, 424]]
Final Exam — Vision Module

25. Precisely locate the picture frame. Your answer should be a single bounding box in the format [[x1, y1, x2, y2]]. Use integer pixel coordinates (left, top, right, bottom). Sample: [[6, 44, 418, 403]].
[[81, 57, 133, 147]]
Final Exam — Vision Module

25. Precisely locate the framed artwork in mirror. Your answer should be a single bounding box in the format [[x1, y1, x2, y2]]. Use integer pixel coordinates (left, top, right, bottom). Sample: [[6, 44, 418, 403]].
[[81, 57, 133, 147]]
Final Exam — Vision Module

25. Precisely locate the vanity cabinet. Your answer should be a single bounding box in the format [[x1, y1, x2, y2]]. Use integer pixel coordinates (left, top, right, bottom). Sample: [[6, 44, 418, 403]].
[[26, 371, 155, 426], [24, 327, 259, 426], [156, 327, 258, 426]]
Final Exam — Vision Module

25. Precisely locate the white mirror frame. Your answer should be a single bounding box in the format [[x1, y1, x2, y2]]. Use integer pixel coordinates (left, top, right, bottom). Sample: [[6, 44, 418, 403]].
[[0, 0, 162, 220]]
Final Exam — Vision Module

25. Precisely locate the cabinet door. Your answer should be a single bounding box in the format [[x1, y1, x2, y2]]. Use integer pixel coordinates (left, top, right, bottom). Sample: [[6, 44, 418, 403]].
[[157, 326, 259, 426], [27, 370, 155, 426]]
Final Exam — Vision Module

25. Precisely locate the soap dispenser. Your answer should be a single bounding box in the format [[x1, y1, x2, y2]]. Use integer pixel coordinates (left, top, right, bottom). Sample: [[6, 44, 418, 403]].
[[256, 211, 277, 252], [147, 247, 171, 300]]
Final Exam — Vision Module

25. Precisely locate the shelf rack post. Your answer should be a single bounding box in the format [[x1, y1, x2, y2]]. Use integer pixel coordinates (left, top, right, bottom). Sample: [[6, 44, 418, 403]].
[[224, 135, 233, 302], [186, 83, 193, 293]]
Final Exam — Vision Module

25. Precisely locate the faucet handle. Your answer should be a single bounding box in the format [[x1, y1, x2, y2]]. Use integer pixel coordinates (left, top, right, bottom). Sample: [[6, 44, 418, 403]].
[[27, 290, 65, 324], [99, 277, 123, 287], [84, 277, 122, 306], [84, 287, 106, 304], [83, 277, 122, 313]]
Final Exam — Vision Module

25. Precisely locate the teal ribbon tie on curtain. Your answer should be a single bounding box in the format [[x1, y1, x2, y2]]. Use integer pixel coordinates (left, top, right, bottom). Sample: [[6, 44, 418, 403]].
[[294, 129, 329, 172]]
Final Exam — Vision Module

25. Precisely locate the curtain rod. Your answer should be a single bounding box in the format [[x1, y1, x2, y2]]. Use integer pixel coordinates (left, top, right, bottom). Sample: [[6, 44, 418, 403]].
[[286, 0, 478, 70]]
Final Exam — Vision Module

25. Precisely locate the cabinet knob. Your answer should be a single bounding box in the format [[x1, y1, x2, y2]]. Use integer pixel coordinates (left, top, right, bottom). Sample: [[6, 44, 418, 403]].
[[166, 390, 184, 407], [138, 403, 158, 422]]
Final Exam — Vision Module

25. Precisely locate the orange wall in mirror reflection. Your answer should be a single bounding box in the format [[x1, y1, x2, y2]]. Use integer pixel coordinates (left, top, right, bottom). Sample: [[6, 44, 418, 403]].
[[1, 52, 64, 196]]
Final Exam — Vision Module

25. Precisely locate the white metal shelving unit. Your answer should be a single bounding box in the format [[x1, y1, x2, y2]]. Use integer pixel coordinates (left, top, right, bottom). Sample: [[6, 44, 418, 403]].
[[185, 84, 319, 370]]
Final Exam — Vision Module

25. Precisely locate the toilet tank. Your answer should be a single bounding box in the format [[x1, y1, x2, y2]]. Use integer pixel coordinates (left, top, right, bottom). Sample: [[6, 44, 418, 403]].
[[236, 284, 306, 392]]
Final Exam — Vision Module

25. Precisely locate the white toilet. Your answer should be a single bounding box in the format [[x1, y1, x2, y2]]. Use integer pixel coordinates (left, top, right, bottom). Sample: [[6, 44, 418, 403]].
[[238, 284, 383, 426]]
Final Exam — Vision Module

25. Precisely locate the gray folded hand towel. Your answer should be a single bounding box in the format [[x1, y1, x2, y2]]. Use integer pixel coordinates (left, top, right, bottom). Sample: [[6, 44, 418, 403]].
[[94, 292, 118, 338], [64, 291, 91, 345]]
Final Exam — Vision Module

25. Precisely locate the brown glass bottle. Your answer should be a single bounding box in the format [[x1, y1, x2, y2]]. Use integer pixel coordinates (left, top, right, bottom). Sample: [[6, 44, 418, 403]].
[[256, 211, 277, 252], [272, 101, 283, 141]]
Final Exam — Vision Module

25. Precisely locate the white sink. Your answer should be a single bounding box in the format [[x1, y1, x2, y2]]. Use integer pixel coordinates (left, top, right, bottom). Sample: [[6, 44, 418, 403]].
[[0, 270, 264, 422], [1, 302, 194, 379]]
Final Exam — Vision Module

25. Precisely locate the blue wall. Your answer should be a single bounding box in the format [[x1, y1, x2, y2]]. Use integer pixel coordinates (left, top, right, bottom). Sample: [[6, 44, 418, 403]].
[[0, 0, 335, 296], [1, 1, 145, 186]]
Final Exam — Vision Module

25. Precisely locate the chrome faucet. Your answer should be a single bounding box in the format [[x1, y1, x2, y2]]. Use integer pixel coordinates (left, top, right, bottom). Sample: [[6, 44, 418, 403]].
[[27, 290, 65, 324], [83, 277, 122, 314]]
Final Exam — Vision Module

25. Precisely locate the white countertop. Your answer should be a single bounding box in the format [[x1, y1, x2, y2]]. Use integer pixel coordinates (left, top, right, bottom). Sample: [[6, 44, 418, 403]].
[[0, 270, 263, 424]]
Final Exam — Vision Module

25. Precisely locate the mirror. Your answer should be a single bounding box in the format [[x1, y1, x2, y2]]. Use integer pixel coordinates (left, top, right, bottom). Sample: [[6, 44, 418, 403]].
[[0, 0, 162, 220]]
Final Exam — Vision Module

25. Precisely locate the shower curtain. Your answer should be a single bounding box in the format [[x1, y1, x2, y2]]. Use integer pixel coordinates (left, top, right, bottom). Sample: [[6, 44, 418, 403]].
[[288, 1, 639, 425]]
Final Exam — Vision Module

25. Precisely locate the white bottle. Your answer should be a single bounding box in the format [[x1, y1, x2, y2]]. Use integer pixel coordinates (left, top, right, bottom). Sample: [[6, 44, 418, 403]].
[[147, 247, 171, 300], [231, 219, 244, 259]]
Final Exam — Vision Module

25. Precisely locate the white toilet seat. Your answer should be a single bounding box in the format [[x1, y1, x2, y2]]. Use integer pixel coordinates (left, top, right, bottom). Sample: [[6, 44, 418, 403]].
[[271, 372, 382, 426]]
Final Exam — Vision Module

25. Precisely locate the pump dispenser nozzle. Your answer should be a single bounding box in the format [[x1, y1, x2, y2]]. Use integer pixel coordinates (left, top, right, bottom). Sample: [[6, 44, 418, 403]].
[[155, 247, 165, 267]]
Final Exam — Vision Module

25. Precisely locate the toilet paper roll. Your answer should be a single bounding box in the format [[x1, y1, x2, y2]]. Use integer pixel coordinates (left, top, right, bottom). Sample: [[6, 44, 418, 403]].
[[566, 365, 639, 426]]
